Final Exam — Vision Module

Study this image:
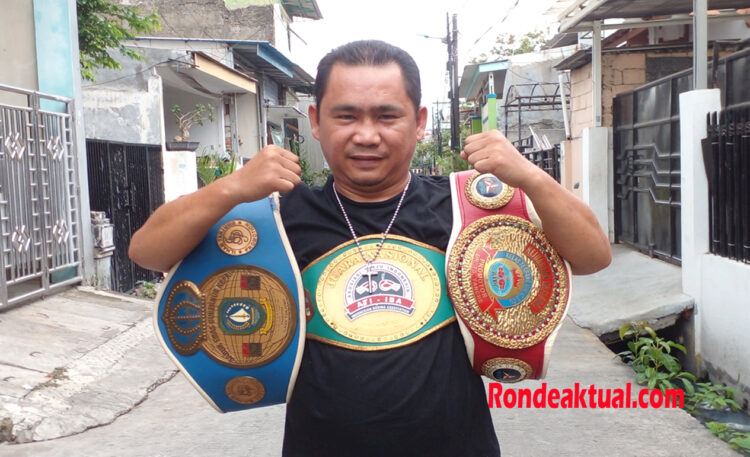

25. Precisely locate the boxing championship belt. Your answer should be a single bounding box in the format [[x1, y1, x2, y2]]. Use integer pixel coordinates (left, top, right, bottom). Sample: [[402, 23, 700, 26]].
[[154, 194, 305, 412], [446, 170, 571, 383], [302, 235, 456, 351]]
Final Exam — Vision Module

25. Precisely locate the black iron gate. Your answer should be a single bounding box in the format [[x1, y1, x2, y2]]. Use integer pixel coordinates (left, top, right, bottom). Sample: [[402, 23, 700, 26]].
[[86, 140, 164, 292], [613, 48, 750, 264], [705, 106, 750, 263], [613, 72, 691, 263]]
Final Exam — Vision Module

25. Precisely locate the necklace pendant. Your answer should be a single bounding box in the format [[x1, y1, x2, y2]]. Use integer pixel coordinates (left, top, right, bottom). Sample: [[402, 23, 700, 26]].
[[365, 263, 375, 294]]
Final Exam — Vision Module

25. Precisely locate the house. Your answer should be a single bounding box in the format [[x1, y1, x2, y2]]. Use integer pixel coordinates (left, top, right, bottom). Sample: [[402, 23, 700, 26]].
[[543, 0, 750, 405], [0, 0, 94, 308], [459, 47, 577, 182], [82, 0, 322, 292]]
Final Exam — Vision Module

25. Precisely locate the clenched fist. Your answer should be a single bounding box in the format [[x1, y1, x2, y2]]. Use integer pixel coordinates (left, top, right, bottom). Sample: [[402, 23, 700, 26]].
[[460, 130, 542, 190], [223, 145, 303, 203]]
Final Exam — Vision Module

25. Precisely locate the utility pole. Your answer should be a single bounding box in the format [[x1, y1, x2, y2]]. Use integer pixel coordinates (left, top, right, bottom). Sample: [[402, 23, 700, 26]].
[[447, 13, 461, 155]]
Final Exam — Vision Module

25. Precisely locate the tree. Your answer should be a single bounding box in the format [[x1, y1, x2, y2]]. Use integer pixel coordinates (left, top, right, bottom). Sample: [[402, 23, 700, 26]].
[[473, 29, 547, 63], [77, 0, 161, 81]]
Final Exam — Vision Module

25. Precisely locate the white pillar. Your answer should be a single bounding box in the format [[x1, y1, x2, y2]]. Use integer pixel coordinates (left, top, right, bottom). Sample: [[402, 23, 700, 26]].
[[592, 21, 602, 126], [679, 88, 721, 366], [679, 89, 720, 299], [693, 0, 708, 90], [582, 126, 610, 239]]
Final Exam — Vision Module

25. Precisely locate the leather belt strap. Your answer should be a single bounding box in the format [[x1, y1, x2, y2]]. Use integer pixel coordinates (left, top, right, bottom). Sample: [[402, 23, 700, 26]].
[[154, 194, 305, 412]]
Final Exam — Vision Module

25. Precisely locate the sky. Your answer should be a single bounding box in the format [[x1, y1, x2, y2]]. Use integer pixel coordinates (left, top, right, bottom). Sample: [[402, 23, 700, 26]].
[[290, 0, 561, 111]]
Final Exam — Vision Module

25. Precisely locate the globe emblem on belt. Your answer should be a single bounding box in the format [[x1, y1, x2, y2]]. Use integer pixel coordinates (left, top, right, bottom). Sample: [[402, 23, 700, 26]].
[[220, 299, 267, 335], [483, 251, 533, 309]]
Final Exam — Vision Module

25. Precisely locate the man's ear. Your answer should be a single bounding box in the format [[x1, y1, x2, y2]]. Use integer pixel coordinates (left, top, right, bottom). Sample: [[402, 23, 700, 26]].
[[416, 106, 428, 140], [309, 104, 320, 140]]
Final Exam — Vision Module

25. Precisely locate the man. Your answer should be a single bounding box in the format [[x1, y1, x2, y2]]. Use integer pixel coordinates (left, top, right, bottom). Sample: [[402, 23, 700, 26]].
[[130, 40, 611, 456]]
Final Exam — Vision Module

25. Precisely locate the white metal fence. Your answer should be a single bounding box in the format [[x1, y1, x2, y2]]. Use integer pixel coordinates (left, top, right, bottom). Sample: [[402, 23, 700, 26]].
[[0, 83, 82, 308]]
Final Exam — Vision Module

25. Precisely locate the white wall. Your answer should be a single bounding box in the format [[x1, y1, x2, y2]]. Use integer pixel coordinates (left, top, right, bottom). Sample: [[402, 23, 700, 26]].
[[0, 0, 38, 105], [162, 88, 224, 154], [680, 88, 750, 405], [699, 256, 750, 402], [236, 92, 260, 158], [83, 74, 164, 145]]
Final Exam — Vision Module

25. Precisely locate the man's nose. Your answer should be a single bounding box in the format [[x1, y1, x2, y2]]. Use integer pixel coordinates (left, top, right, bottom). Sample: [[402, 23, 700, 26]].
[[352, 119, 380, 145]]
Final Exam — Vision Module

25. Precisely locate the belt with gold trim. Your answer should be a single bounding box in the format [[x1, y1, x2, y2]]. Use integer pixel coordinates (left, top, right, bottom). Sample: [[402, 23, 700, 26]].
[[154, 194, 305, 412], [446, 170, 571, 382], [302, 235, 456, 351]]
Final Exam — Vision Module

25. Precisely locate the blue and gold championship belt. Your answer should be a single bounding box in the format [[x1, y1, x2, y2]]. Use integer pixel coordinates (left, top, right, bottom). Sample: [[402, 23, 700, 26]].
[[301, 235, 456, 351], [446, 170, 572, 383], [154, 193, 305, 412]]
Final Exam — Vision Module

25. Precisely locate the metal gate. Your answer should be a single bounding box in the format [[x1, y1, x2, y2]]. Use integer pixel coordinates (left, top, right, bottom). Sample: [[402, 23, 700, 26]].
[[86, 140, 164, 293], [613, 48, 750, 264], [0, 84, 82, 308], [613, 71, 692, 264]]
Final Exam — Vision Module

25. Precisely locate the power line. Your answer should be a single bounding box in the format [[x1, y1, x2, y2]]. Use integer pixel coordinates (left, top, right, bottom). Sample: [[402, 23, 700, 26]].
[[84, 58, 191, 87], [466, 0, 520, 57]]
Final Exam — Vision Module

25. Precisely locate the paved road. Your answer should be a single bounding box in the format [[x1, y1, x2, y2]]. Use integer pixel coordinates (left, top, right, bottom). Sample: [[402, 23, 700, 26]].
[[0, 319, 737, 457]]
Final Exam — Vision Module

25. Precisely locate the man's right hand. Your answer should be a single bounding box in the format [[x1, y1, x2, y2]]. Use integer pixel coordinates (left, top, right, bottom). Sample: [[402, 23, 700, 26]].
[[129, 145, 302, 273], [223, 145, 302, 203]]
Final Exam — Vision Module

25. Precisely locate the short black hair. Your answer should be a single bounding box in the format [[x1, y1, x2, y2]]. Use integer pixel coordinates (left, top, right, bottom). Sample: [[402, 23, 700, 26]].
[[313, 40, 422, 114]]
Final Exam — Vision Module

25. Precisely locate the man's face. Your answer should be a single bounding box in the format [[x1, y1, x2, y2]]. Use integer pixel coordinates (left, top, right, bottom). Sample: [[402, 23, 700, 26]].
[[309, 62, 428, 201]]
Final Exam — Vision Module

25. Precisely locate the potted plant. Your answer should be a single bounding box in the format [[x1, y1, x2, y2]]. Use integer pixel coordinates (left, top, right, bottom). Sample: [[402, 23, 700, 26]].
[[196, 149, 238, 187], [166, 103, 216, 151]]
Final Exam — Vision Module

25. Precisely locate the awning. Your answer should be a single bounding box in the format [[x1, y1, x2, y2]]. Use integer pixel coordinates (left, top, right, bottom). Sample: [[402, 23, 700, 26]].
[[132, 38, 315, 94], [230, 42, 315, 93], [549, 0, 750, 33], [281, 0, 322, 19], [158, 52, 257, 96], [266, 105, 307, 125], [458, 60, 510, 101]]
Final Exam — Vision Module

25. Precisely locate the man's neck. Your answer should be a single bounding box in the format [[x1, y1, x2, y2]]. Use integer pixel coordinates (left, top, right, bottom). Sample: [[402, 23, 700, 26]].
[[332, 172, 411, 203]]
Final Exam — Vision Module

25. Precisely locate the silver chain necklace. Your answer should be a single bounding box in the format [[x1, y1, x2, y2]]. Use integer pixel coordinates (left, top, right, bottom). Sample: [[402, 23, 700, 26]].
[[332, 172, 412, 293]]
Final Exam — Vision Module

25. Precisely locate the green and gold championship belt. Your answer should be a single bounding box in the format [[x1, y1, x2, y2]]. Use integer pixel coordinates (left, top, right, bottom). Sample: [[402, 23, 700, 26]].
[[302, 235, 456, 350], [154, 194, 305, 412], [446, 170, 572, 382]]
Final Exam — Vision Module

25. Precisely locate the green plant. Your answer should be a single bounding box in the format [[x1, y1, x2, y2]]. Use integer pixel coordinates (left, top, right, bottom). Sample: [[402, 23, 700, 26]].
[[706, 422, 750, 454], [135, 280, 157, 299], [196, 151, 237, 186], [171, 104, 217, 142], [77, 0, 161, 81], [617, 322, 695, 391], [618, 323, 748, 454], [684, 382, 741, 414]]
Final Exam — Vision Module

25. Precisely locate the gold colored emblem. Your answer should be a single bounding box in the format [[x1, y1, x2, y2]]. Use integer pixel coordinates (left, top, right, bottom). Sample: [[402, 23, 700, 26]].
[[225, 376, 266, 405], [465, 172, 515, 209], [162, 280, 204, 356], [481, 357, 532, 383], [447, 215, 569, 349], [201, 265, 297, 368], [316, 242, 441, 344], [217, 220, 258, 256]]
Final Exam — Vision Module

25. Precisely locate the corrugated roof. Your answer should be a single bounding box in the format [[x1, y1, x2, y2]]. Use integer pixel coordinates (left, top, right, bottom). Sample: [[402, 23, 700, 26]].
[[281, 0, 322, 20]]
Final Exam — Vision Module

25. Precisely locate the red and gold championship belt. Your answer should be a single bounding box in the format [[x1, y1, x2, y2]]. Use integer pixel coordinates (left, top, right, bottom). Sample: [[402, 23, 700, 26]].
[[446, 170, 571, 383]]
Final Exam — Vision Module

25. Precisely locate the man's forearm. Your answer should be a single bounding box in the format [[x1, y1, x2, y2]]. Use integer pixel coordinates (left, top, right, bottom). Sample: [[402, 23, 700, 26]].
[[128, 177, 241, 272], [522, 171, 611, 275]]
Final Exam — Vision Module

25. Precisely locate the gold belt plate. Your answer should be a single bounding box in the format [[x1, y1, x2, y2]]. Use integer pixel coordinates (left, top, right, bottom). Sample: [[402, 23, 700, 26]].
[[315, 242, 442, 344], [447, 215, 569, 349]]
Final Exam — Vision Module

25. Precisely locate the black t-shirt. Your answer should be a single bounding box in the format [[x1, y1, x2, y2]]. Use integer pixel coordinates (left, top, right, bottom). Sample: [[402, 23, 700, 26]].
[[279, 174, 501, 457]]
